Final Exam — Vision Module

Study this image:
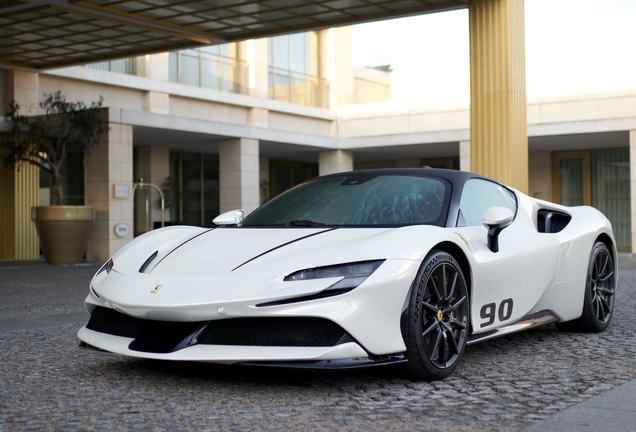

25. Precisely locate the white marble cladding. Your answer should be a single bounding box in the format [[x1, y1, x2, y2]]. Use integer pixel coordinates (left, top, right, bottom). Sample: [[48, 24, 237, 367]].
[[85, 108, 134, 263], [219, 138, 260, 215], [319, 150, 353, 176]]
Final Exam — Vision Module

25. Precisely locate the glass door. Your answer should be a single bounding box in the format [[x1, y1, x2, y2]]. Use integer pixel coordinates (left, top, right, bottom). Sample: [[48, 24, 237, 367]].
[[552, 152, 590, 206], [591, 150, 630, 246], [553, 150, 630, 246]]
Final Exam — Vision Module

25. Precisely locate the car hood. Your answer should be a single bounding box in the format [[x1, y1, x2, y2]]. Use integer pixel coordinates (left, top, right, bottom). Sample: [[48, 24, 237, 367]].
[[110, 224, 452, 280], [148, 227, 393, 278]]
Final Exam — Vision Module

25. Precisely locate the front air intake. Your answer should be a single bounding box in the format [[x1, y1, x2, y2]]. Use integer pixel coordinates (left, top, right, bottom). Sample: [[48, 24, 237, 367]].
[[86, 306, 143, 338], [196, 317, 355, 347]]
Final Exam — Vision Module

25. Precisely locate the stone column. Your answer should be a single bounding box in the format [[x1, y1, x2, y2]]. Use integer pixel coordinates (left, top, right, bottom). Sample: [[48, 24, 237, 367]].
[[469, 0, 528, 192], [219, 138, 260, 214], [323, 27, 354, 109], [85, 109, 134, 263], [139, 53, 170, 82], [6, 70, 39, 115], [460, 140, 471, 172], [245, 39, 268, 99], [319, 150, 353, 176], [630, 130, 636, 254], [135, 146, 170, 232]]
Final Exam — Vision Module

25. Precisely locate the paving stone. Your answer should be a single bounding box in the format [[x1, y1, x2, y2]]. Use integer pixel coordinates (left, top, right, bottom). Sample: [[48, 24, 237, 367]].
[[1, 257, 636, 431]]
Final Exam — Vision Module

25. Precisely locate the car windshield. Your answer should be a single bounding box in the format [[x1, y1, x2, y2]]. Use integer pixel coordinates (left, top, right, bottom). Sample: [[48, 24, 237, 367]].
[[242, 173, 450, 227]]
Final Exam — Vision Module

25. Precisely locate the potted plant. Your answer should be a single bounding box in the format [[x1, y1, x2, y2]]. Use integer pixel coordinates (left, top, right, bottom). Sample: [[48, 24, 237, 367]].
[[2, 91, 106, 264]]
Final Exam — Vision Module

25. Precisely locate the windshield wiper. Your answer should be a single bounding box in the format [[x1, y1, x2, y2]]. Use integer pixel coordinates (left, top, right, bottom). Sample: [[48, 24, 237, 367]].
[[286, 219, 325, 227]]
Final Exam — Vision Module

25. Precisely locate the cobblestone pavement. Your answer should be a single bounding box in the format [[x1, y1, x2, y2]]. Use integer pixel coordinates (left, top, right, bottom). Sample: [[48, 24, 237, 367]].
[[1, 257, 635, 431]]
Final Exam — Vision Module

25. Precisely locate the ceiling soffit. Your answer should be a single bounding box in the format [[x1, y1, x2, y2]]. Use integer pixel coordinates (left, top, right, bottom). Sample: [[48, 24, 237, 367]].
[[0, 0, 468, 70]]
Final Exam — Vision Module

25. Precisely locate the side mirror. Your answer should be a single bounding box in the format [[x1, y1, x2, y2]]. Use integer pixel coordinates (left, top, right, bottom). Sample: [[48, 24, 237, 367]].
[[482, 207, 514, 253], [213, 209, 245, 226]]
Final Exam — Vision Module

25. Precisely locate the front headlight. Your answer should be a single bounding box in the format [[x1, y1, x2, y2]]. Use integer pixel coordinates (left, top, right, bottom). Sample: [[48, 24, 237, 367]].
[[284, 260, 384, 292]]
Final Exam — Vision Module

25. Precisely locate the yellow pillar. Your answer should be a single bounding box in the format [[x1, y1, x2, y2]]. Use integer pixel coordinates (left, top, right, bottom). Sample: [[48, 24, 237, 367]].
[[0, 70, 40, 260], [469, 0, 528, 193], [0, 158, 40, 260]]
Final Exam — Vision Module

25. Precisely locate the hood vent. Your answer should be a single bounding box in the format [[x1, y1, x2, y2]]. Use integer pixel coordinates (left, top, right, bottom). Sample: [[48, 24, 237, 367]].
[[139, 251, 159, 273]]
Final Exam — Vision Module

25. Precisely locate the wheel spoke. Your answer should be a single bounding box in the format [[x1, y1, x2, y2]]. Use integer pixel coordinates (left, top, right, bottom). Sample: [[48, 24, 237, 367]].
[[448, 315, 467, 329], [427, 326, 443, 360], [599, 270, 614, 283], [428, 276, 441, 302], [421, 320, 437, 338], [595, 253, 609, 281], [439, 265, 447, 300], [445, 295, 466, 313], [446, 329, 460, 355], [446, 272, 458, 301], [438, 331, 448, 365], [592, 293, 602, 318], [421, 301, 438, 313], [599, 297, 611, 320], [597, 297, 605, 320], [596, 286, 615, 295]]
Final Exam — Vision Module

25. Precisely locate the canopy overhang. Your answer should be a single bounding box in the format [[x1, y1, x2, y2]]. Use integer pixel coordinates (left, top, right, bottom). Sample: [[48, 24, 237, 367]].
[[0, 0, 469, 70]]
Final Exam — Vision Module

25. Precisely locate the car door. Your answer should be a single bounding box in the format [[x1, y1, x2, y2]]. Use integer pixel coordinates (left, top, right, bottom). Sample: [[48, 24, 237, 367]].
[[455, 179, 561, 334]]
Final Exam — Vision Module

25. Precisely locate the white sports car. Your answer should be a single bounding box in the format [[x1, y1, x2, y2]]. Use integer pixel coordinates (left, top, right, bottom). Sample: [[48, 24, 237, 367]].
[[79, 168, 616, 380]]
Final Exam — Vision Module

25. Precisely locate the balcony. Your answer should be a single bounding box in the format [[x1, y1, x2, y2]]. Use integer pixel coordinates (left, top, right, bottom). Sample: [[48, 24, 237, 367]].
[[268, 66, 330, 110], [86, 57, 139, 75], [169, 50, 248, 95]]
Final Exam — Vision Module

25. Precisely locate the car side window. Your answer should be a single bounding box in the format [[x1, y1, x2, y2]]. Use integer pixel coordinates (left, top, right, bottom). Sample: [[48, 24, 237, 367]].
[[459, 179, 517, 227]]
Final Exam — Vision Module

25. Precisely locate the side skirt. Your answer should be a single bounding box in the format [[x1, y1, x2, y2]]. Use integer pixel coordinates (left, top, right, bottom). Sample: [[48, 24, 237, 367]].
[[467, 310, 559, 345]]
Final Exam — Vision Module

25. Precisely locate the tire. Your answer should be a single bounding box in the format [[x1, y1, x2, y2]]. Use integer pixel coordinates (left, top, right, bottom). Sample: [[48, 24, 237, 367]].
[[557, 241, 616, 332], [402, 250, 469, 380]]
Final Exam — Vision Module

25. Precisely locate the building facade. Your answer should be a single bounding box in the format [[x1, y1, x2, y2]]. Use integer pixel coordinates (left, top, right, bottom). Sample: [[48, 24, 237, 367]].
[[2, 26, 636, 262]]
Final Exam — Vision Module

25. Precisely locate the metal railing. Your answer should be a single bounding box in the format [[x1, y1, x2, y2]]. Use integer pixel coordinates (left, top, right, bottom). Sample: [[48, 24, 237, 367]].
[[268, 66, 330, 109], [86, 57, 139, 75], [169, 50, 248, 95]]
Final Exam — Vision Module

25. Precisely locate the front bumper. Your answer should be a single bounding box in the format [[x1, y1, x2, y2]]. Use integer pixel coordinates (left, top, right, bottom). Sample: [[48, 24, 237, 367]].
[[78, 326, 368, 364], [83, 258, 419, 356]]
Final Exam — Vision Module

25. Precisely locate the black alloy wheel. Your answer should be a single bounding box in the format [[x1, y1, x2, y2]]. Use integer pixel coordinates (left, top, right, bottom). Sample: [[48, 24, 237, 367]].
[[403, 250, 469, 380], [557, 241, 616, 332]]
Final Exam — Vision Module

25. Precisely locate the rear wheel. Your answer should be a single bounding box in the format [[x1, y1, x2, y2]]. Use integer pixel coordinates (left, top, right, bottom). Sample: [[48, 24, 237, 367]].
[[557, 241, 616, 332], [402, 250, 469, 380]]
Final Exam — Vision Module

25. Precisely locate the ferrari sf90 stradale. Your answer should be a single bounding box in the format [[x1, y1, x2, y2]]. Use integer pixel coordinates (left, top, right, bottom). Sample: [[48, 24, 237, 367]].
[[79, 168, 616, 380]]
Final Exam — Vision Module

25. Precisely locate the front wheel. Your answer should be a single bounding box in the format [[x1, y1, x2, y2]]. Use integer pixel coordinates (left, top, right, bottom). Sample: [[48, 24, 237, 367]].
[[557, 241, 616, 332], [402, 250, 469, 380]]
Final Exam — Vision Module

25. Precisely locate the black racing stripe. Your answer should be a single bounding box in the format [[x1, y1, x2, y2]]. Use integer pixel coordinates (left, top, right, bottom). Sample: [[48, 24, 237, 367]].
[[148, 227, 216, 273], [231, 228, 337, 272]]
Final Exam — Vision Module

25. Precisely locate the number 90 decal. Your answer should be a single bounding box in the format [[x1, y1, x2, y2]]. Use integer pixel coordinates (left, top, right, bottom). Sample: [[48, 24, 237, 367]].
[[480, 298, 513, 328]]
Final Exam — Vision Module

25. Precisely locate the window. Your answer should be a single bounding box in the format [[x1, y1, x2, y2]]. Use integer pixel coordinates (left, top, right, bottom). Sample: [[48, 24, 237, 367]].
[[268, 33, 311, 75], [267, 32, 328, 108], [168, 43, 247, 94], [459, 179, 517, 227], [168, 152, 219, 227], [243, 174, 450, 227]]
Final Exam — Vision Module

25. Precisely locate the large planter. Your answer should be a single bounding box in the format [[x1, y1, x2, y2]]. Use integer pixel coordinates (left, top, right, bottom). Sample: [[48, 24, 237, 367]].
[[31, 206, 94, 264]]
